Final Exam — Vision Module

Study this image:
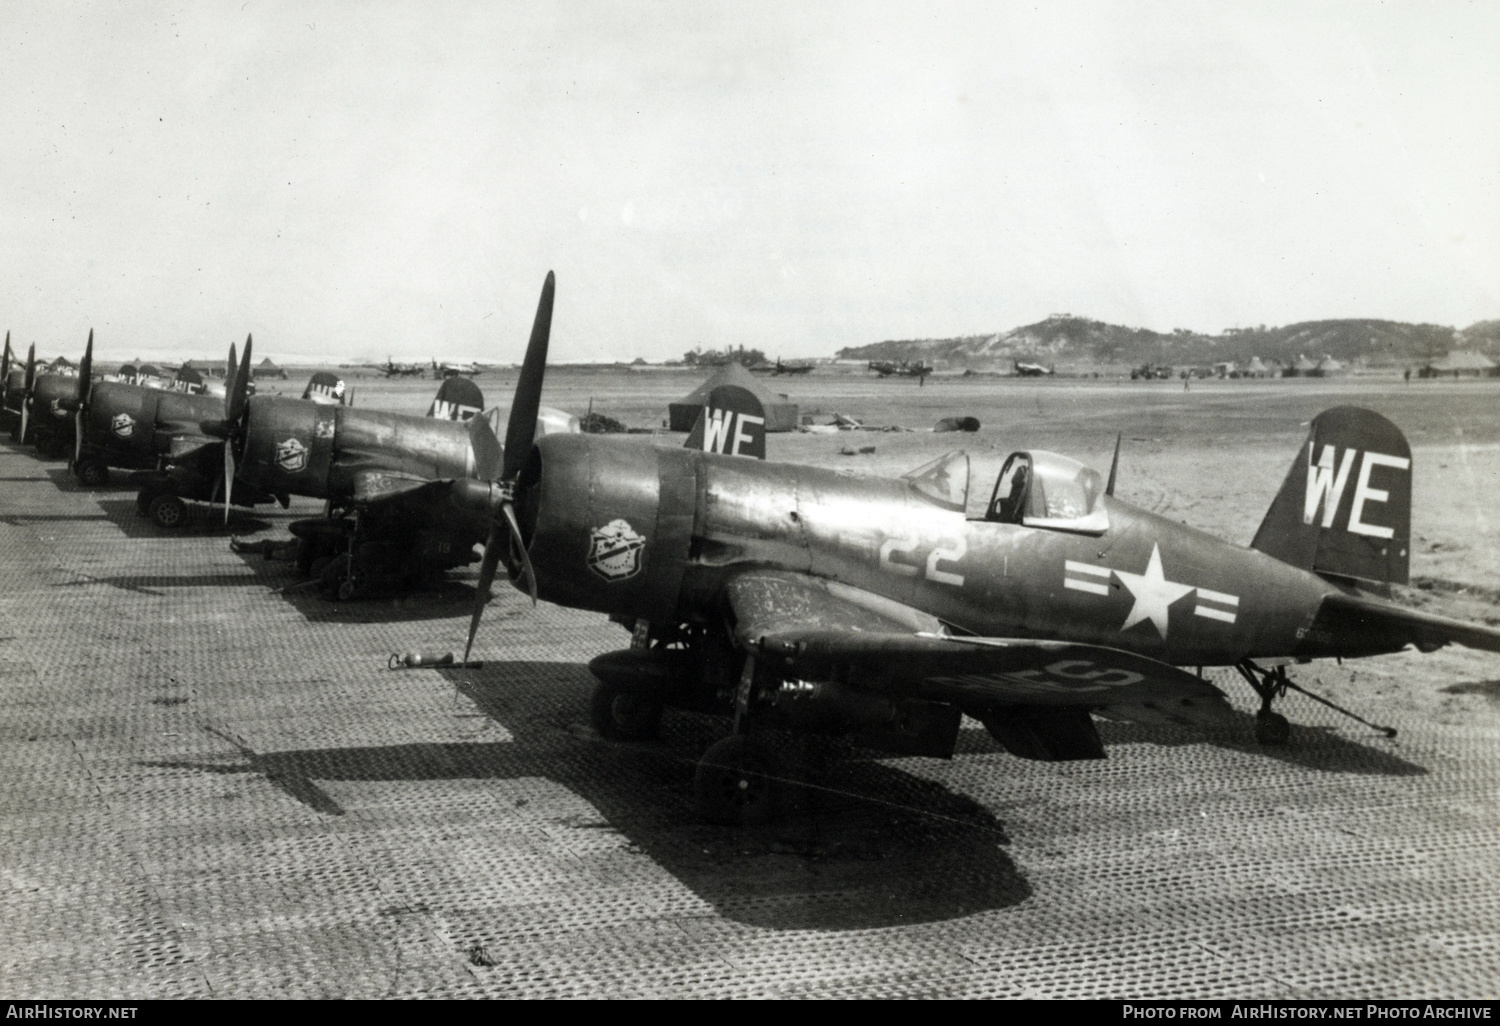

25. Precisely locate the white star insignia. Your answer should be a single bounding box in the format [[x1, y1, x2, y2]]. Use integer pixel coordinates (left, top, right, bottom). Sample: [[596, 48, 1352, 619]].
[[1113, 544, 1195, 638]]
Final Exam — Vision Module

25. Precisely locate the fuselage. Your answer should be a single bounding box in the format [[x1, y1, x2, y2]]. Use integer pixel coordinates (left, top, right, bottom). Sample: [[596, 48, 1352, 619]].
[[237, 396, 493, 501], [85, 382, 224, 464], [524, 436, 1381, 667]]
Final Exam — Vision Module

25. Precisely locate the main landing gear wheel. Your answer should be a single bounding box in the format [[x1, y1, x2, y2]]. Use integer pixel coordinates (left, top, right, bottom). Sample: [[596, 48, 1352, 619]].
[[76, 459, 109, 487], [694, 735, 782, 827], [320, 553, 353, 600], [147, 492, 187, 530], [589, 680, 663, 741]]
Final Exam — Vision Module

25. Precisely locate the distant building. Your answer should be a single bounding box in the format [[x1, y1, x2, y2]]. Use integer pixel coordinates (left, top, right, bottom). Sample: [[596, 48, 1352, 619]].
[[253, 357, 288, 380], [1310, 355, 1344, 377], [1420, 350, 1495, 378], [179, 358, 225, 377]]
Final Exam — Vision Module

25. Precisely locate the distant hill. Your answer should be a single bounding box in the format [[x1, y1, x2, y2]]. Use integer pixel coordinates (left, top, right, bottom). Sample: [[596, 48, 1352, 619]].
[[838, 316, 1477, 370]]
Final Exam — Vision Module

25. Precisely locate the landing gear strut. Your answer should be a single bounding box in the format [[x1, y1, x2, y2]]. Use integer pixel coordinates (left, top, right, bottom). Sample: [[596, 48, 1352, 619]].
[[693, 653, 786, 825], [1235, 661, 1292, 745], [1236, 659, 1399, 745]]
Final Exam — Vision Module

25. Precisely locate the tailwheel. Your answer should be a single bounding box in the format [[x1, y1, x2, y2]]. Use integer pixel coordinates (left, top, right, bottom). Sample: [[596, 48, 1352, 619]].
[[146, 492, 188, 530], [76, 458, 109, 487], [694, 735, 783, 826], [589, 680, 663, 741]]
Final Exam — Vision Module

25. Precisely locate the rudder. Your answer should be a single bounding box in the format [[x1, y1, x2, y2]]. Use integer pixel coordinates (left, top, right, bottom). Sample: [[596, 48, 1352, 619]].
[[1251, 406, 1411, 585]]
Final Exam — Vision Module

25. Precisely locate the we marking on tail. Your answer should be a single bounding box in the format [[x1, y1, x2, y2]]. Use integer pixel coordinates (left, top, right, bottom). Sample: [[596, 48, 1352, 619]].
[[700, 407, 764, 456], [1302, 444, 1410, 538], [685, 383, 767, 459], [1253, 408, 1413, 585]]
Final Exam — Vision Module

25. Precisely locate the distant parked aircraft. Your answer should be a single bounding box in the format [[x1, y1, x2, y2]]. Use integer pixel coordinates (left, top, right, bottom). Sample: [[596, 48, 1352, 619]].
[[1013, 361, 1054, 377], [868, 359, 932, 380]]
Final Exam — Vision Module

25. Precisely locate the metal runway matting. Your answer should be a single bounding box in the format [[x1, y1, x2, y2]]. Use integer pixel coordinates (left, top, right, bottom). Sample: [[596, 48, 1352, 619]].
[[1, 441, 1497, 998]]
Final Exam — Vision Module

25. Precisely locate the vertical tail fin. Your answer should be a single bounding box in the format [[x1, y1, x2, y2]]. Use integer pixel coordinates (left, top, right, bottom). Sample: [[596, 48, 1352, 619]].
[[685, 384, 767, 459], [427, 376, 484, 421], [1251, 406, 1412, 585], [301, 371, 349, 405]]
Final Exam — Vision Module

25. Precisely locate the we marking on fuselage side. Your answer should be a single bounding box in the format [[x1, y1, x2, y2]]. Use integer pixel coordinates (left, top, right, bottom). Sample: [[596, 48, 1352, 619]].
[[1303, 443, 1410, 539], [700, 408, 764, 456]]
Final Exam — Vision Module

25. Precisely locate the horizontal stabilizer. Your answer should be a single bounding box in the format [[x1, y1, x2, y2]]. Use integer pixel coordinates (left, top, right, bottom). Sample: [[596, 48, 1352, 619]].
[[1305, 591, 1500, 657]]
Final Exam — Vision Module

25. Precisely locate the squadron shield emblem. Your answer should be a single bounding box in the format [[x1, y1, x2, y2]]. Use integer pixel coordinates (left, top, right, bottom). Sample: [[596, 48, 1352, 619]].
[[587, 518, 646, 581], [276, 436, 308, 473], [110, 412, 135, 438]]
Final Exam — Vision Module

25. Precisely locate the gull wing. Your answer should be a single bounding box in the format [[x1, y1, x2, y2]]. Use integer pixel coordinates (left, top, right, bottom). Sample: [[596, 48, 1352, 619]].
[[725, 569, 1234, 728]]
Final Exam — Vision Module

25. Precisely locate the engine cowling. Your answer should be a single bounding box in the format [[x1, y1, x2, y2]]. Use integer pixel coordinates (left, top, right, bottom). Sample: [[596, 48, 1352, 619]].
[[517, 434, 696, 624], [239, 395, 337, 498], [87, 383, 161, 457]]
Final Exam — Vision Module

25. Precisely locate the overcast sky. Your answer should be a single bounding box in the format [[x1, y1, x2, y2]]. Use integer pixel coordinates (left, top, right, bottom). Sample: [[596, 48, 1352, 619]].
[[1, 1, 1496, 364]]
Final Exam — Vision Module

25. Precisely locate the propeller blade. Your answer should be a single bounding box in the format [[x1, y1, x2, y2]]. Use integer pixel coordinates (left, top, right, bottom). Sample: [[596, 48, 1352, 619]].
[[501, 271, 554, 482], [73, 409, 83, 468], [23, 343, 35, 394], [18, 396, 28, 445], [77, 330, 93, 410], [227, 335, 252, 425], [1, 331, 11, 384], [502, 501, 538, 606], [463, 522, 505, 664], [223, 442, 235, 526], [225, 340, 237, 402]]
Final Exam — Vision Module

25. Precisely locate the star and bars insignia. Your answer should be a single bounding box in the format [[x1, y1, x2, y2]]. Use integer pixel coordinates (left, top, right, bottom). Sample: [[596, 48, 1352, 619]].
[[1065, 543, 1239, 638]]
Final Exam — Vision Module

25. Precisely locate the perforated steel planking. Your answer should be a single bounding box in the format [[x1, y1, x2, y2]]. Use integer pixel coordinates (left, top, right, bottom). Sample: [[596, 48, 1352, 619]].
[[1, 432, 1498, 999]]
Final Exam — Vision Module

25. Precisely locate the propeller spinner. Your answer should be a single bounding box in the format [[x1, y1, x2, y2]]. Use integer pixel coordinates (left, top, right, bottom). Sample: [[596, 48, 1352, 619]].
[[462, 271, 555, 663]]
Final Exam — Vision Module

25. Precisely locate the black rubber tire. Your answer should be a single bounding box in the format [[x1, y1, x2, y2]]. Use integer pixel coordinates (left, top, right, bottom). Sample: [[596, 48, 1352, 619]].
[[76, 459, 109, 487], [295, 539, 316, 577], [694, 735, 782, 827], [589, 680, 664, 741], [147, 492, 188, 530], [320, 553, 351, 600], [1255, 711, 1291, 746]]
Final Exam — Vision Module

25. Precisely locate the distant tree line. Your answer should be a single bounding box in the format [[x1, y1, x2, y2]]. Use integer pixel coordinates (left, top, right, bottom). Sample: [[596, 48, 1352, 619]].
[[682, 345, 767, 367]]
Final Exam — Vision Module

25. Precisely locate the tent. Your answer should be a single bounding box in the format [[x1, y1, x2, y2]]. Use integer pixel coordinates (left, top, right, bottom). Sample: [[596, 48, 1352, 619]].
[[253, 357, 288, 379], [1283, 354, 1318, 378], [667, 362, 799, 432]]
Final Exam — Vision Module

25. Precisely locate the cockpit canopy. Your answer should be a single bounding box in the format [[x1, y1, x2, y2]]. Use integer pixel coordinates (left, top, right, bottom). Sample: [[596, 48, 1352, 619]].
[[903, 450, 970, 512], [987, 450, 1109, 533]]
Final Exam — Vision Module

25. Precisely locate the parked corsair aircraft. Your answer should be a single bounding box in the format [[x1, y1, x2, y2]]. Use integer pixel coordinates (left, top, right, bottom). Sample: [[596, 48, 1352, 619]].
[[449, 272, 1500, 826], [202, 339, 576, 596]]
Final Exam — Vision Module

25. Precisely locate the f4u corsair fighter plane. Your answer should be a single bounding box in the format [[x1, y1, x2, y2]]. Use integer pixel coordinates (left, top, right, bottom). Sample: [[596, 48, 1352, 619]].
[[455, 272, 1500, 825]]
